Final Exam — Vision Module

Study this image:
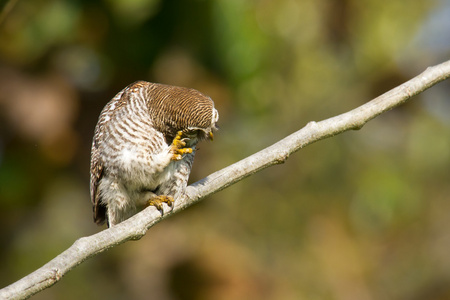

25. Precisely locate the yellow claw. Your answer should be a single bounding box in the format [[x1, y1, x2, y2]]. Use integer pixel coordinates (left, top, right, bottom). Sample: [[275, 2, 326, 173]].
[[172, 154, 182, 161], [178, 148, 193, 154], [147, 195, 174, 213], [171, 131, 192, 161], [172, 131, 185, 147]]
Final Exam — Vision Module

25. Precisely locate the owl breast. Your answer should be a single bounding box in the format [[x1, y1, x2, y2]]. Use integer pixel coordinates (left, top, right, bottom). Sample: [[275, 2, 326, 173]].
[[101, 121, 172, 191]]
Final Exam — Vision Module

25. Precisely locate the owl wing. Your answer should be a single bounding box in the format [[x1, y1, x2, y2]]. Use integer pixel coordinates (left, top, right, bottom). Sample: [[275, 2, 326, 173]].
[[90, 86, 131, 225], [90, 136, 106, 224]]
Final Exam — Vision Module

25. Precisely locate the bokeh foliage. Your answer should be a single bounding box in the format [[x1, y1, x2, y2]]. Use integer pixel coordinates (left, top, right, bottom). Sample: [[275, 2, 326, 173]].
[[1, 0, 450, 299]]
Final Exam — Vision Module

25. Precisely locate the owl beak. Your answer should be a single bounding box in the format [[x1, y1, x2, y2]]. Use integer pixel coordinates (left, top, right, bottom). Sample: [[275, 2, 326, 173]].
[[209, 131, 214, 141]]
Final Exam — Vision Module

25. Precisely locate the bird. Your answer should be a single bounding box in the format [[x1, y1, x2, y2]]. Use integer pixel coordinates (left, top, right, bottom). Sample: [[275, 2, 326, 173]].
[[90, 81, 219, 227]]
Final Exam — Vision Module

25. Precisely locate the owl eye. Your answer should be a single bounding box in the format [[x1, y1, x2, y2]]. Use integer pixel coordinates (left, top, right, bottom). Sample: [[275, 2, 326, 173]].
[[183, 129, 199, 136]]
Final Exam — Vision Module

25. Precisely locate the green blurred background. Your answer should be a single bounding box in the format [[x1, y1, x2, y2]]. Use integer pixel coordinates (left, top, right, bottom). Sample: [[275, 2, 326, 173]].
[[1, 0, 450, 299]]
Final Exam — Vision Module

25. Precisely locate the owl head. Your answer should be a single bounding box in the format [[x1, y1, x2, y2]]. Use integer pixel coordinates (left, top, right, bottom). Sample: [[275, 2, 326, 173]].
[[182, 107, 219, 142], [146, 83, 219, 144]]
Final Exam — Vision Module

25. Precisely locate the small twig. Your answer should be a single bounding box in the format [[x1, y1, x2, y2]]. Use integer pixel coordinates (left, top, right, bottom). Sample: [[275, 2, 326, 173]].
[[1, 60, 450, 300]]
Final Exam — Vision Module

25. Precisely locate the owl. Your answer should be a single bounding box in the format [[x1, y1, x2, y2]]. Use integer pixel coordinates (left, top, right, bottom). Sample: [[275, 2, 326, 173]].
[[90, 81, 219, 227]]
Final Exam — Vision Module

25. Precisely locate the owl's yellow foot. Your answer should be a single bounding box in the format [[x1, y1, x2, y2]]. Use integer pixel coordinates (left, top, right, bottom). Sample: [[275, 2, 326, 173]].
[[171, 131, 193, 161], [147, 195, 174, 213]]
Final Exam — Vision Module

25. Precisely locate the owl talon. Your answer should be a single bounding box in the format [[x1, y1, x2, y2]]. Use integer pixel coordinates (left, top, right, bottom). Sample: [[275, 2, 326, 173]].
[[171, 131, 193, 161], [147, 195, 174, 214]]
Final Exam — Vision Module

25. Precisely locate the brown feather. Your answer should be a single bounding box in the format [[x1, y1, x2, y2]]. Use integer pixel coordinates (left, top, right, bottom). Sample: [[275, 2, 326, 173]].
[[89, 81, 218, 226]]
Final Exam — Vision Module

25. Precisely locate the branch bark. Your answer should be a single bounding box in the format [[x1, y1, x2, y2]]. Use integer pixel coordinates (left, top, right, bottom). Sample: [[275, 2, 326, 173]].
[[2, 60, 450, 299]]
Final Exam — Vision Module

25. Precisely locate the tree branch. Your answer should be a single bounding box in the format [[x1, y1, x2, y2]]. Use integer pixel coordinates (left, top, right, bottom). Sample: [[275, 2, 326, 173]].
[[2, 60, 450, 300]]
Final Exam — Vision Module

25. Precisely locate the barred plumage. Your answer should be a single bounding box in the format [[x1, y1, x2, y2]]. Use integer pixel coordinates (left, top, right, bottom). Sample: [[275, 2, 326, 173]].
[[90, 81, 218, 226]]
